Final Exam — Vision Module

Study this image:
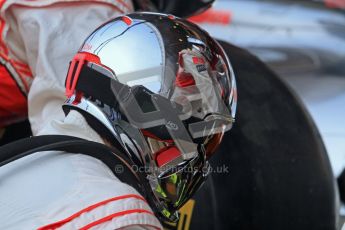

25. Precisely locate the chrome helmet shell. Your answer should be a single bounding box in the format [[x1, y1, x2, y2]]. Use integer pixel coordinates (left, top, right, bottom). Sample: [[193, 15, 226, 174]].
[[64, 12, 237, 222]]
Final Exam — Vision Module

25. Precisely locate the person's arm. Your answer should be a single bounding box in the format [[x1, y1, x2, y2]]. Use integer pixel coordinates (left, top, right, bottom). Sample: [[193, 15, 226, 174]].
[[3, 1, 132, 135]]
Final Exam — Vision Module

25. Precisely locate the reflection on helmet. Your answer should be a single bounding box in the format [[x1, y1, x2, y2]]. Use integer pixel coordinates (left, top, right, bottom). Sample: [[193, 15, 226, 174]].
[[63, 12, 237, 222]]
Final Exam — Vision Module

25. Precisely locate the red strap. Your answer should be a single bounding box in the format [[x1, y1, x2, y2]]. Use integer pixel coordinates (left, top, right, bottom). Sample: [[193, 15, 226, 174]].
[[65, 52, 100, 97], [37, 194, 147, 230], [79, 209, 158, 230]]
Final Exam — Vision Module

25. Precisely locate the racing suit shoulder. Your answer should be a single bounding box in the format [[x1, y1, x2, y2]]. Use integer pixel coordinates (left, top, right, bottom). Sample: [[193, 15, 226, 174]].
[[0, 111, 162, 229], [0, 0, 133, 13]]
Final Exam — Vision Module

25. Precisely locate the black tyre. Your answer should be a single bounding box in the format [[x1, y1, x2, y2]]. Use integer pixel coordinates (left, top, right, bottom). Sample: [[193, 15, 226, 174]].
[[187, 42, 338, 230]]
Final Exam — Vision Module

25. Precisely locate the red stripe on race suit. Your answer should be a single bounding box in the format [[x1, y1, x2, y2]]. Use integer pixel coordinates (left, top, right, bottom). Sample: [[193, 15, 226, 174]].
[[79, 209, 159, 230], [0, 0, 31, 127], [116, 0, 131, 10], [0, 15, 9, 55], [2, 0, 131, 14], [0, 64, 27, 127], [12, 61, 32, 74], [37, 194, 150, 230], [188, 8, 232, 25]]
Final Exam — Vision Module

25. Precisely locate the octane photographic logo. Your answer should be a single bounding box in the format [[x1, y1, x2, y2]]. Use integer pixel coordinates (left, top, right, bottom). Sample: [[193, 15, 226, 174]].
[[113, 163, 230, 175]]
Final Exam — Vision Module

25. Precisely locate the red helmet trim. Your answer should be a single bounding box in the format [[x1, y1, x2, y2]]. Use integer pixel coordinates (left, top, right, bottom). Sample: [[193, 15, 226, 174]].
[[65, 52, 101, 97]]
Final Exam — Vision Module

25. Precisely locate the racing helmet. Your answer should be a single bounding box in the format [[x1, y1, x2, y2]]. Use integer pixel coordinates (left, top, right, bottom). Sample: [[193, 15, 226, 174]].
[[63, 12, 237, 222], [133, 0, 215, 17]]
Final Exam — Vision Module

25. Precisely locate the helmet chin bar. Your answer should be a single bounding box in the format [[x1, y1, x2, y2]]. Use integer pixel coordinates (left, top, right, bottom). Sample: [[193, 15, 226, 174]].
[[110, 79, 199, 161], [63, 95, 211, 222]]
